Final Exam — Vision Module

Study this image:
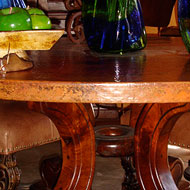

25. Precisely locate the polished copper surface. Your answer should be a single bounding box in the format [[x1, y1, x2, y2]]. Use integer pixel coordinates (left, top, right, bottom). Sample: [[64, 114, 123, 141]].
[[0, 36, 189, 103]]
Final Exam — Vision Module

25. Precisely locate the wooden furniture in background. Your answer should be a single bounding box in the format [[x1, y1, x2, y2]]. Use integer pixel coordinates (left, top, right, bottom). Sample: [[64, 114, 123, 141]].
[[30, 155, 62, 190], [95, 124, 139, 190], [93, 103, 139, 190], [140, 0, 176, 27], [0, 36, 190, 189], [26, 0, 177, 42]]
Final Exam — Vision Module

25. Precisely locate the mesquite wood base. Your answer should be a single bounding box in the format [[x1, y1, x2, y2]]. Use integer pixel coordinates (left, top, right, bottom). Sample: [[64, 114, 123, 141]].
[[29, 102, 189, 190], [131, 103, 190, 190], [28, 102, 95, 190]]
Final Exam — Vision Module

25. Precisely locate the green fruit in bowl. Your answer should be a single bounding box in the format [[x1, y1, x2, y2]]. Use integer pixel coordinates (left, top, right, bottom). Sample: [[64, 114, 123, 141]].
[[27, 7, 45, 15], [0, 7, 32, 31], [30, 14, 51, 29], [26, 7, 52, 29]]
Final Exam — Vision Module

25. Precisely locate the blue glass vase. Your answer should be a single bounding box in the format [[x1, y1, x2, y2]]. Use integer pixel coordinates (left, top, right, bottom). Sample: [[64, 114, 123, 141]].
[[0, 0, 26, 9], [82, 0, 147, 53], [178, 0, 190, 52]]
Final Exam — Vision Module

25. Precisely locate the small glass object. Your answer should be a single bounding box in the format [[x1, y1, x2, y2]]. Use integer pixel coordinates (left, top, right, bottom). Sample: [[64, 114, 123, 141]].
[[178, 0, 190, 52], [82, 0, 147, 53]]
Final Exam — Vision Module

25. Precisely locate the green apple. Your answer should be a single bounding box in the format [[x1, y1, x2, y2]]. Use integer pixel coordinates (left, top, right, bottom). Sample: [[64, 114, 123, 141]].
[[27, 7, 45, 15], [30, 14, 51, 29], [0, 7, 32, 31], [26, 7, 52, 29]]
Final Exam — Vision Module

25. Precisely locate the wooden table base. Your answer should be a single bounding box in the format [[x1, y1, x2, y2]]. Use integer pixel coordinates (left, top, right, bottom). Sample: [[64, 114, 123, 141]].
[[29, 102, 189, 190], [28, 102, 95, 190], [132, 103, 190, 190]]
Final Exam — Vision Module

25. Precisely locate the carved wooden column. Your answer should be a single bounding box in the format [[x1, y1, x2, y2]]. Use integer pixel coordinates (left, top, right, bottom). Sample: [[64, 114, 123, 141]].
[[132, 103, 190, 190], [28, 102, 95, 190]]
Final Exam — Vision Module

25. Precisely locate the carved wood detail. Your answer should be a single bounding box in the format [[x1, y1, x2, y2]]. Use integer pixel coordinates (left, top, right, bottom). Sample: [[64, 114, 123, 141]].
[[66, 11, 85, 44], [64, 0, 82, 11], [0, 155, 21, 190]]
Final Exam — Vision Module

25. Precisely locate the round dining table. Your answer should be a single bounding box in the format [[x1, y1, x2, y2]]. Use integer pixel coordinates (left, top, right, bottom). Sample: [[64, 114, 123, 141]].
[[0, 36, 189, 190]]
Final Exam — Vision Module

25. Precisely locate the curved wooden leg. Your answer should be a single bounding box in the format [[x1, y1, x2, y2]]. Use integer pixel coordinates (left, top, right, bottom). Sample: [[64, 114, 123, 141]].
[[134, 103, 190, 190], [28, 102, 95, 190]]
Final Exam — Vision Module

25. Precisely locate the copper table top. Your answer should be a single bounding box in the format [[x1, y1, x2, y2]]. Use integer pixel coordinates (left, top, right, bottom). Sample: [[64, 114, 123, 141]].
[[0, 36, 189, 103]]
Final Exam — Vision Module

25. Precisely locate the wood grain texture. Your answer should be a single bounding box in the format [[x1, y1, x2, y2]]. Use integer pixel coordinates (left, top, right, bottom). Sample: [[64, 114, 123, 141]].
[[28, 102, 95, 190], [133, 103, 190, 190], [0, 36, 189, 103]]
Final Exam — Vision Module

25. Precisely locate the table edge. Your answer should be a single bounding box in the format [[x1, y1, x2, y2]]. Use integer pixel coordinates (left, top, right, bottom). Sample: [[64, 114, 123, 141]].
[[0, 80, 190, 103]]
